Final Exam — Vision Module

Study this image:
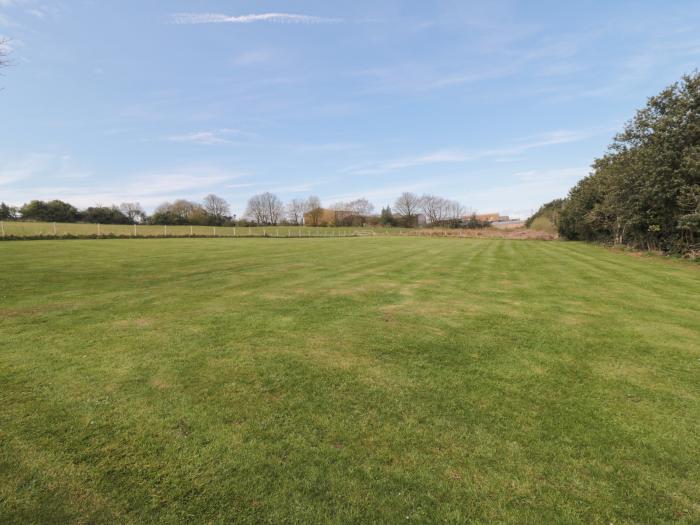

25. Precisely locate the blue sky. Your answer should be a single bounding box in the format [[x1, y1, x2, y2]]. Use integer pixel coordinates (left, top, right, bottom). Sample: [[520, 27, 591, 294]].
[[1, 1, 699, 218]]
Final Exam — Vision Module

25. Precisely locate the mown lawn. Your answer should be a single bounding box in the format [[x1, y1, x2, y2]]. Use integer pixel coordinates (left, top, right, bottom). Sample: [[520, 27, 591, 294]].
[[1, 238, 699, 524]]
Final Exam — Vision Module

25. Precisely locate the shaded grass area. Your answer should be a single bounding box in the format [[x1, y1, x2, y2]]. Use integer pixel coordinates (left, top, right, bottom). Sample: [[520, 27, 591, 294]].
[[1, 238, 699, 523]]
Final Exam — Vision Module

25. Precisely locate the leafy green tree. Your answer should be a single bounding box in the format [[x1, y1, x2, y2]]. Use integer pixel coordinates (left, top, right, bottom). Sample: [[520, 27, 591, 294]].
[[150, 200, 207, 225], [558, 72, 700, 253], [20, 200, 80, 222], [80, 206, 130, 224], [0, 202, 18, 220], [525, 199, 564, 228], [380, 206, 395, 226]]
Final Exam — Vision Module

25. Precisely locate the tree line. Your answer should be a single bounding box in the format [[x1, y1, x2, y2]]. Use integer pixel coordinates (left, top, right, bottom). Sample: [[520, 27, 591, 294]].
[[0, 195, 236, 226], [0, 192, 492, 228], [529, 72, 700, 255]]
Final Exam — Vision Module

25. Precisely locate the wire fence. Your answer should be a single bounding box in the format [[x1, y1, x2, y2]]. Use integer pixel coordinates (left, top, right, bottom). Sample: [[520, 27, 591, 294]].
[[0, 221, 406, 239], [0, 221, 538, 240]]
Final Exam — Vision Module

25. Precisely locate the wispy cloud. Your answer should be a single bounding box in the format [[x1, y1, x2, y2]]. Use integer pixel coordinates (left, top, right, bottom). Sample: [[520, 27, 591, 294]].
[[232, 50, 273, 66], [170, 12, 343, 25], [0, 153, 89, 186], [353, 64, 517, 93], [346, 130, 591, 175], [0, 35, 12, 52], [0, 158, 247, 209], [295, 141, 361, 152], [165, 128, 252, 145]]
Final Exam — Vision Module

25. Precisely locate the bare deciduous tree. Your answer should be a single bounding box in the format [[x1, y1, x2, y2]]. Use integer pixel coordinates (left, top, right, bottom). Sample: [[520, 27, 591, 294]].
[[119, 202, 146, 224], [286, 198, 307, 225], [420, 194, 466, 226], [420, 194, 447, 224], [203, 194, 230, 221], [305, 195, 323, 226], [394, 192, 421, 223], [245, 195, 266, 224], [347, 198, 374, 216], [445, 200, 466, 227], [246, 192, 284, 225], [330, 198, 375, 225]]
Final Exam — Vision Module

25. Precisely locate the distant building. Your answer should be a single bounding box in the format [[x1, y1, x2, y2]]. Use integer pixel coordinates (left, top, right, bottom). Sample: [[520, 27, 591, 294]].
[[465, 213, 512, 223], [469, 213, 500, 223], [416, 213, 427, 226]]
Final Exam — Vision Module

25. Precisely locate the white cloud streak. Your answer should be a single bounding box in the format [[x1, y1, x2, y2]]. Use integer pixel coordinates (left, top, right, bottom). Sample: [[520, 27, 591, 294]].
[[170, 12, 343, 25], [346, 130, 591, 175], [165, 128, 252, 145]]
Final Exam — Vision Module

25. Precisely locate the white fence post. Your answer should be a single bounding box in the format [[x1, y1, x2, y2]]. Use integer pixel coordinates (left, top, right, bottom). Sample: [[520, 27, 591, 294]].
[[133, 223, 137, 236], [234, 227, 236, 237], [214, 226, 216, 236], [164, 224, 167, 236], [97, 223, 101, 236], [190, 225, 193, 236], [53, 222, 57, 236]]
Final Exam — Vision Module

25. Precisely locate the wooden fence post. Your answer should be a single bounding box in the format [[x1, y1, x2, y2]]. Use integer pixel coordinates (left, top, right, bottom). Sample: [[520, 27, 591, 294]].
[[0, 221, 4, 238]]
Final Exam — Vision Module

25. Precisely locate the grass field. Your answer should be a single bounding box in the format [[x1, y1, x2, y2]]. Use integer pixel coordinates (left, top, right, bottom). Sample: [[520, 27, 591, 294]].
[[1, 237, 699, 523], [0, 221, 408, 238]]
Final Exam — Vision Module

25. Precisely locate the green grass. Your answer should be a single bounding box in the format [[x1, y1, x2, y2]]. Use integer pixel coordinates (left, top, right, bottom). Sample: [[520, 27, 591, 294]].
[[0, 221, 411, 238], [1, 237, 699, 523]]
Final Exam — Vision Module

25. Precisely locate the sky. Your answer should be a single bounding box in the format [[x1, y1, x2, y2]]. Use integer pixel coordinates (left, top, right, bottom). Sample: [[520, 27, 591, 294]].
[[1, 1, 699, 218]]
